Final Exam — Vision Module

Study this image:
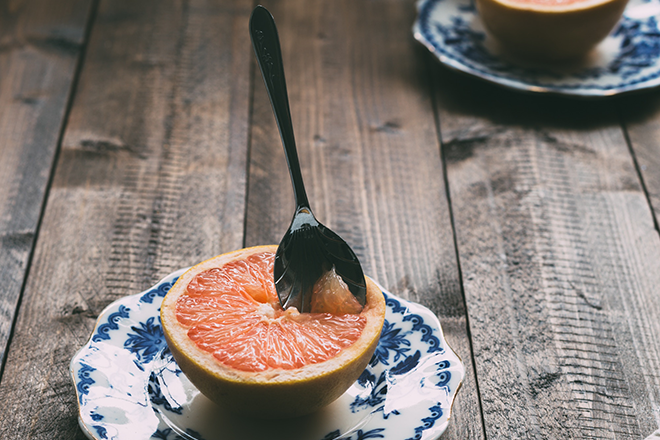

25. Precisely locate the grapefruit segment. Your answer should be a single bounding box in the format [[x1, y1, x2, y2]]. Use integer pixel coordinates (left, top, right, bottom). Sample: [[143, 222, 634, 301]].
[[160, 245, 386, 417], [311, 266, 364, 314]]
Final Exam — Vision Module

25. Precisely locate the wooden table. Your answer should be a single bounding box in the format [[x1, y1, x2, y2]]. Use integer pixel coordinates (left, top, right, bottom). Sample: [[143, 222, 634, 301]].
[[1, 0, 659, 438]]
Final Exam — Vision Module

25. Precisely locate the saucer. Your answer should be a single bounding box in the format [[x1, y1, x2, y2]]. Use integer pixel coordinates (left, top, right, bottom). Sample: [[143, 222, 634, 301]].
[[414, 0, 660, 96], [71, 269, 465, 440]]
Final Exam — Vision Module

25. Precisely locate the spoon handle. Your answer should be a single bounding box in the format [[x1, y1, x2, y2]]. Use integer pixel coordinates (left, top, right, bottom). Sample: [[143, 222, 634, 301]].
[[250, 6, 310, 210]]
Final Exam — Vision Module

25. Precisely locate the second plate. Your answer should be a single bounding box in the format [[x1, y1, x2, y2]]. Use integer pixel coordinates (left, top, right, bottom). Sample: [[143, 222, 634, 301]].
[[414, 0, 660, 96]]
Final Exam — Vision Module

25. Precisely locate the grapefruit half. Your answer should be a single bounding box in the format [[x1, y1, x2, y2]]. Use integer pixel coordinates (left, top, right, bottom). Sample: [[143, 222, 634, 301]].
[[477, 0, 629, 60], [160, 245, 386, 418]]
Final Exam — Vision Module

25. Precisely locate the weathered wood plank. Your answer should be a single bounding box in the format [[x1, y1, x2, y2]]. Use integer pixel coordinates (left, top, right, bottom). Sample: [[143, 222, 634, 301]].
[[435, 65, 660, 438], [619, 89, 660, 230], [0, 0, 92, 371], [245, 1, 484, 439], [0, 0, 253, 438]]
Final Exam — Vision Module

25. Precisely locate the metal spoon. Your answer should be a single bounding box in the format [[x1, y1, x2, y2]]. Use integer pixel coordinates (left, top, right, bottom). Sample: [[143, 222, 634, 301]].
[[249, 5, 366, 313]]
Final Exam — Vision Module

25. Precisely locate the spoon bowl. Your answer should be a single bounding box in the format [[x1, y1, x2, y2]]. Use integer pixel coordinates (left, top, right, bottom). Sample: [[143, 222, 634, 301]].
[[274, 207, 367, 312], [249, 5, 366, 312]]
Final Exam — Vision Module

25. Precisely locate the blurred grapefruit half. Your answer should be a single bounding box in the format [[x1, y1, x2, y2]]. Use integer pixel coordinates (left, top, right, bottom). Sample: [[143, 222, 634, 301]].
[[477, 0, 629, 60]]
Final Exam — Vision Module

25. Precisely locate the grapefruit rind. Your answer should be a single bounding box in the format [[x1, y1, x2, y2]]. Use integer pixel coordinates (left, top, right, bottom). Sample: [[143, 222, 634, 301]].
[[160, 245, 386, 418]]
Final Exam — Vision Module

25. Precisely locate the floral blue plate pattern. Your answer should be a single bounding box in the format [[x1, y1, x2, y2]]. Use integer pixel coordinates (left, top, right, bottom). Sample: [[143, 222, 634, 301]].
[[414, 0, 660, 96], [71, 269, 465, 440]]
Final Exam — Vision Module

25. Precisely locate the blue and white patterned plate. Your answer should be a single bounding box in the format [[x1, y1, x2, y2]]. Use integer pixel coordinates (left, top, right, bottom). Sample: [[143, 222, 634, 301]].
[[414, 0, 660, 96], [71, 269, 465, 440]]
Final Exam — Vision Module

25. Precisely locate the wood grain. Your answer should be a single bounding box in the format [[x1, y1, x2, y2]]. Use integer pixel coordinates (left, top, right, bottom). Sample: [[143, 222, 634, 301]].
[[618, 89, 660, 231], [435, 65, 660, 439], [3, 0, 658, 438], [0, 0, 92, 371], [0, 0, 253, 438], [245, 1, 484, 439]]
